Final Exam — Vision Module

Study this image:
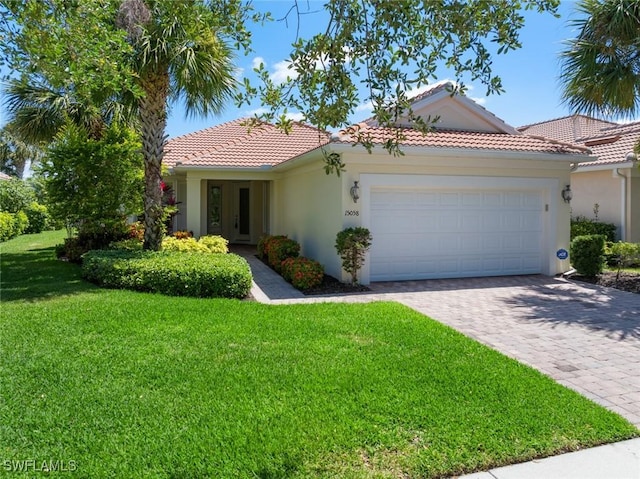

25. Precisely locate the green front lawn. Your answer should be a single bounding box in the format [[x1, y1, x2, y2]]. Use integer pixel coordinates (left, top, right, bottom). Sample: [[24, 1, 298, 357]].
[[1, 231, 637, 478]]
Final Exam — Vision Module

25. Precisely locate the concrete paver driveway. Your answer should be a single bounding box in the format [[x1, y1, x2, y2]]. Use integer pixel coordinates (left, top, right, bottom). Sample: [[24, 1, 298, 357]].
[[365, 276, 640, 428], [242, 249, 640, 428]]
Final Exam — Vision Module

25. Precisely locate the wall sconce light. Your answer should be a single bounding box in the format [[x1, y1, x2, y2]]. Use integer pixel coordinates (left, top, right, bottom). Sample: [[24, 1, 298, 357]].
[[561, 184, 572, 204], [350, 181, 360, 203]]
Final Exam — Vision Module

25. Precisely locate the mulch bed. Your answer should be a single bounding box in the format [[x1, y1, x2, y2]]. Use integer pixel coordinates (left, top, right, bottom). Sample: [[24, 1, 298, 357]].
[[257, 255, 370, 296], [569, 271, 640, 294], [302, 274, 370, 296]]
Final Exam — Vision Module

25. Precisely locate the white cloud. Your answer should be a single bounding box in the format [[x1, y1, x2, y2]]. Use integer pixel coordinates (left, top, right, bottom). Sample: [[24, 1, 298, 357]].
[[271, 60, 297, 84], [251, 56, 266, 70], [285, 111, 305, 122], [355, 100, 373, 113]]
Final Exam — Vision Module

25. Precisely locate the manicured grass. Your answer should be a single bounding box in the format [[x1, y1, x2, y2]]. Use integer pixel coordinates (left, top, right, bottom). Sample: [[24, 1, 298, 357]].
[[1, 231, 637, 478]]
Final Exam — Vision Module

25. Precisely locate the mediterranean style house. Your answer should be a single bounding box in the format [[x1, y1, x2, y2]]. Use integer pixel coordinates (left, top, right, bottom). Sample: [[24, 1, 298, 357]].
[[519, 116, 639, 242], [164, 83, 592, 284]]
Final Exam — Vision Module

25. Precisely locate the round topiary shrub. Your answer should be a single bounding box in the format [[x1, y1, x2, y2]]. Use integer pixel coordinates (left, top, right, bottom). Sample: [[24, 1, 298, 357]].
[[570, 234, 606, 277]]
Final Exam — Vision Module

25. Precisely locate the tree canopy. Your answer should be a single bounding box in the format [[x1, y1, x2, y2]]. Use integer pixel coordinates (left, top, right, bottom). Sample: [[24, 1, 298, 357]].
[[559, 0, 640, 119], [1, 0, 561, 248]]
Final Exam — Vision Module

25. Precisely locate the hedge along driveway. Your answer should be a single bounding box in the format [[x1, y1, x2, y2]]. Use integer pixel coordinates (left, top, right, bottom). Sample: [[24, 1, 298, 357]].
[[1, 231, 638, 478]]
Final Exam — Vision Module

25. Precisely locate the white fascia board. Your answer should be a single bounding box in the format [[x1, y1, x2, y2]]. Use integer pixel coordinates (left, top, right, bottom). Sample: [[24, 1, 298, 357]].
[[573, 161, 635, 173], [328, 142, 593, 163]]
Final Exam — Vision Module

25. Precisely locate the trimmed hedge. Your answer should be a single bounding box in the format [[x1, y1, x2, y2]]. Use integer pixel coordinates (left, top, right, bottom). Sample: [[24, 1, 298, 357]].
[[82, 250, 252, 299], [570, 234, 605, 277], [571, 216, 616, 242]]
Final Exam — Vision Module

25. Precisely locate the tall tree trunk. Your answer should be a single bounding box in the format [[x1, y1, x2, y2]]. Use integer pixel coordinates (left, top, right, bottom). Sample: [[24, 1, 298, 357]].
[[139, 70, 169, 251]]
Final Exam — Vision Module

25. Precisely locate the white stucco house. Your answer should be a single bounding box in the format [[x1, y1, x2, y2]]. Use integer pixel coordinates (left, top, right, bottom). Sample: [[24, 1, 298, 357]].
[[519, 116, 639, 242], [164, 83, 591, 284]]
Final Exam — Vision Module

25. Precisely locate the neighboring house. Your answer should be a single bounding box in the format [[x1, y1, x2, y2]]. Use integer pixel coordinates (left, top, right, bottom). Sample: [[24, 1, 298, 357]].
[[519, 116, 640, 242], [164, 82, 591, 284], [0, 172, 12, 181]]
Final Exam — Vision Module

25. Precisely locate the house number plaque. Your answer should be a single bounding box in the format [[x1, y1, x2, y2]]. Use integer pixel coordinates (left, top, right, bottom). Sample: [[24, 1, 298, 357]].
[[344, 210, 359, 216]]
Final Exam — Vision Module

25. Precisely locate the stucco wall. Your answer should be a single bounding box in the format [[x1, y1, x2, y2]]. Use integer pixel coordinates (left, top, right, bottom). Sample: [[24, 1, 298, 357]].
[[571, 169, 622, 237], [273, 162, 343, 279], [571, 168, 640, 242]]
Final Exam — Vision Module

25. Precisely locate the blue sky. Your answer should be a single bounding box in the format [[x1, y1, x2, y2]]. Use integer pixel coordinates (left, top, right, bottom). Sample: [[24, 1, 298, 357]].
[[165, 1, 592, 139]]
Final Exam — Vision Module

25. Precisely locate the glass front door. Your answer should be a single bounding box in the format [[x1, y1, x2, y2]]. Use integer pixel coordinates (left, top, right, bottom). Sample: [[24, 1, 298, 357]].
[[233, 183, 251, 242]]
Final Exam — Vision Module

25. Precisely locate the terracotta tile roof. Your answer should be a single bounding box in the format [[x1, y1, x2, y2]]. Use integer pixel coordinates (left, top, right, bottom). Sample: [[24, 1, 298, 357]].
[[518, 115, 616, 143], [164, 118, 331, 168], [0, 172, 12, 181], [335, 124, 590, 155], [518, 116, 640, 168]]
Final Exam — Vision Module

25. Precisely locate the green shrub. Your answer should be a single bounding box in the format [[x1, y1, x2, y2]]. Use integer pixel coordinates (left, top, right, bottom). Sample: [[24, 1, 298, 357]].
[[570, 234, 606, 277], [55, 220, 130, 263], [281, 256, 324, 290], [81, 250, 252, 299], [0, 178, 35, 214], [109, 238, 144, 251], [198, 235, 229, 254], [267, 237, 300, 272], [55, 237, 88, 263], [571, 216, 617, 242], [162, 236, 210, 253], [13, 210, 29, 236], [335, 227, 372, 284], [24, 202, 50, 234], [0, 212, 16, 242], [606, 241, 640, 268]]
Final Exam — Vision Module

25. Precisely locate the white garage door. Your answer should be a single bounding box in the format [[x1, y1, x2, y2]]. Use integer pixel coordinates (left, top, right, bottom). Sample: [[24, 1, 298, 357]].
[[370, 188, 543, 281]]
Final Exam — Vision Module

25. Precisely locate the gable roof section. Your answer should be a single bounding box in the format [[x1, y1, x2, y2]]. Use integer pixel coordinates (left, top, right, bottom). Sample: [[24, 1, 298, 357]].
[[164, 118, 331, 169], [363, 81, 520, 135], [518, 116, 639, 168], [335, 124, 590, 156]]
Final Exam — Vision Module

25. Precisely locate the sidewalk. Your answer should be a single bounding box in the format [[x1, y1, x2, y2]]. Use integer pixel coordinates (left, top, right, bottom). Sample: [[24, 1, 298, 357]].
[[234, 246, 640, 478], [457, 438, 640, 479]]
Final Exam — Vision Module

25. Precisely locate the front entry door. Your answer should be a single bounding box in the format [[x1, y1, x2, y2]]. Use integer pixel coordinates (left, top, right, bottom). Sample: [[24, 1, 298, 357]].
[[233, 183, 251, 242]]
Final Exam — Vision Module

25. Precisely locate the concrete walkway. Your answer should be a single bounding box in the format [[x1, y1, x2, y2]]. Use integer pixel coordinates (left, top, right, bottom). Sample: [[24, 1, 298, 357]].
[[234, 247, 640, 476]]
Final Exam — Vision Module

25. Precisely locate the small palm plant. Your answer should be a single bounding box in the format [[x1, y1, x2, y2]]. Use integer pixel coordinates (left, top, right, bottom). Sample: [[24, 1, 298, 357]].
[[335, 227, 372, 285]]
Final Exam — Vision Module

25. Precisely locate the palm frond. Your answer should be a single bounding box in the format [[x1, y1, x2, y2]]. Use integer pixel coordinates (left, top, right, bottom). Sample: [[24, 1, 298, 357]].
[[559, 0, 640, 118]]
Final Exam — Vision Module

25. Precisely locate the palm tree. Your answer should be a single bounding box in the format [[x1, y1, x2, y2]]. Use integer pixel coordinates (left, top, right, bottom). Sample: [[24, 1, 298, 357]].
[[0, 122, 42, 178], [559, 0, 640, 118], [3, 80, 118, 143], [116, 0, 237, 250]]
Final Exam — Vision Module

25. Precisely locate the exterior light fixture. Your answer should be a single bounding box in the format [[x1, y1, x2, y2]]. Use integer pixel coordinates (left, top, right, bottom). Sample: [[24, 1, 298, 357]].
[[350, 181, 360, 203], [561, 184, 572, 204]]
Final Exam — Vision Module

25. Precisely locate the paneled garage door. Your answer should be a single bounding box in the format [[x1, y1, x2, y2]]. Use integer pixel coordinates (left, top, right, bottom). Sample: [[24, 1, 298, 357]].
[[369, 188, 544, 281]]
